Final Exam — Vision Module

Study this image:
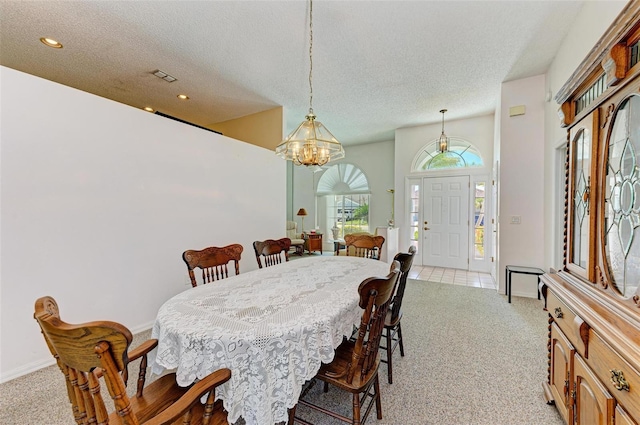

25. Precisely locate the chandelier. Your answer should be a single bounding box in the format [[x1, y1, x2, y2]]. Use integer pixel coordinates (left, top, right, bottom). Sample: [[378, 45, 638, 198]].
[[438, 109, 449, 153], [275, 0, 345, 166]]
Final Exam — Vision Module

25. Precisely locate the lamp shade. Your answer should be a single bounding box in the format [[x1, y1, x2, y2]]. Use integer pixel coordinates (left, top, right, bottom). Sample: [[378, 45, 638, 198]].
[[297, 208, 308, 217]]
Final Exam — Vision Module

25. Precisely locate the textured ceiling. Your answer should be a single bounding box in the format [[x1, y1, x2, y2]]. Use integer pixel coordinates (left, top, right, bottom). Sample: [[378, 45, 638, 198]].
[[0, 1, 588, 146]]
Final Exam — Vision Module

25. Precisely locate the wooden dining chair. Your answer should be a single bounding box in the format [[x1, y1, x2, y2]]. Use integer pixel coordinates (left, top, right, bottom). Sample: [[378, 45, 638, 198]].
[[182, 243, 243, 287], [380, 245, 416, 384], [290, 261, 400, 425], [344, 233, 385, 260], [34, 296, 231, 425], [253, 238, 291, 268]]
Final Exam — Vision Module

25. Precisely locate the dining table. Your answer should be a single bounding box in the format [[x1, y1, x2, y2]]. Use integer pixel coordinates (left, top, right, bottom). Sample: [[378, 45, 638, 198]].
[[150, 256, 392, 425]]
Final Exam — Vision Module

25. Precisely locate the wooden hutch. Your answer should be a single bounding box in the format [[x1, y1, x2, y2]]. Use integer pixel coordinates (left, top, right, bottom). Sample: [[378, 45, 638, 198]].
[[542, 2, 640, 424]]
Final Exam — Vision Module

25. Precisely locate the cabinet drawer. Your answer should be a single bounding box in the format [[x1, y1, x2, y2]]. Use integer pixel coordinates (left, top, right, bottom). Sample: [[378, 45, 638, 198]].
[[590, 332, 640, 420], [547, 291, 587, 356]]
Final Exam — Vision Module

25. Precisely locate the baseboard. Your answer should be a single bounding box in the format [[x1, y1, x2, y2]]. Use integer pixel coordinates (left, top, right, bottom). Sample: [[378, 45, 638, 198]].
[[510, 290, 540, 299], [0, 322, 154, 384], [130, 320, 154, 335], [0, 358, 56, 384]]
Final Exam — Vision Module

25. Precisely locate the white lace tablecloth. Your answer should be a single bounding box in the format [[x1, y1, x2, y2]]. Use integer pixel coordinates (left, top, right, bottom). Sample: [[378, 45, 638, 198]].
[[150, 256, 391, 425]]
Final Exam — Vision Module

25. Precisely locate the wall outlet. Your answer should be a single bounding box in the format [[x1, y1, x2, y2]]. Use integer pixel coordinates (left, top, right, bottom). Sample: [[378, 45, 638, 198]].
[[510, 215, 521, 224]]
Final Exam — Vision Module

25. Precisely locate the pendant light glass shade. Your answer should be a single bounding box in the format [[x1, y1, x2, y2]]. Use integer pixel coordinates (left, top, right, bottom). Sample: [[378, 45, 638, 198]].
[[276, 112, 345, 166], [276, 0, 344, 167], [438, 109, 449, 153]]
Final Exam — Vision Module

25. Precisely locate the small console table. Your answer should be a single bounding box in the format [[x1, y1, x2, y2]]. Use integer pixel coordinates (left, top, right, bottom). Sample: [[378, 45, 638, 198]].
[[304, 233, 323, 255], [505, 265, 545, 304]]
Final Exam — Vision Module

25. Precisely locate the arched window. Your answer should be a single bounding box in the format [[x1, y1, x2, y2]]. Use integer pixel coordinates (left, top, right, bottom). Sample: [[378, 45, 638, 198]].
[[412, 137, 484, 171], [317, 163, 370, 238]]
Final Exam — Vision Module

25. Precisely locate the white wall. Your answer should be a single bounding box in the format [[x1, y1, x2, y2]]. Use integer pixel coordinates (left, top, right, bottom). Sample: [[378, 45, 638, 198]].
[[498, 74, 546, 297], [543, 1, 627, 270], [291, 141, 394, 249], [394, 114, 495, 254], [0, 67, 286, 381]]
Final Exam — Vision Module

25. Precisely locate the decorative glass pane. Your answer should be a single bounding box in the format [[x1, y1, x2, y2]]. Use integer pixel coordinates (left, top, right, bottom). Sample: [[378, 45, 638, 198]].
[[571, 129, 590, 268], [474, 182, 485, 260], [576, 75, 606, 115], [630, 39, 640, 68], [409, 183, 420, 252], [604, 95, 640, 298], [412, 138, 484, 171]]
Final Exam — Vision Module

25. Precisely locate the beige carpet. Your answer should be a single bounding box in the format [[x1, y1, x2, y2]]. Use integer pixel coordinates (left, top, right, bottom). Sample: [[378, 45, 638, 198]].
[[0, 280, 563, 424]]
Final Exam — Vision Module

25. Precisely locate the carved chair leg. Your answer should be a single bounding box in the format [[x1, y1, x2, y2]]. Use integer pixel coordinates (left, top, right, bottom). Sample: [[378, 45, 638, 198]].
[[374, 374, 383, 420], [386, 330, 393, 384], [352, 392, 361, 425], [397, 322, 405, 357]]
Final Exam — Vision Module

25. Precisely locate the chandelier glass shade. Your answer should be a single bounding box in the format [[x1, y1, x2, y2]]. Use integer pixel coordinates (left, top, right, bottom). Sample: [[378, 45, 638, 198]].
[[276, 112, 344, 166], [275, 0, 344, 167], [438, 109, 449, 153]]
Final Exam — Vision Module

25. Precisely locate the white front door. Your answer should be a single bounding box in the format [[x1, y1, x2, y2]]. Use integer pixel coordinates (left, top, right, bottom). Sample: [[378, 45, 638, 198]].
[[422, 175, 470, 269]]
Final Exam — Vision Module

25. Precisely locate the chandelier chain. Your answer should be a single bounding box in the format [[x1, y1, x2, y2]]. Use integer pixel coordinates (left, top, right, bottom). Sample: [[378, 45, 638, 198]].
[[308, 0, 314, 114]]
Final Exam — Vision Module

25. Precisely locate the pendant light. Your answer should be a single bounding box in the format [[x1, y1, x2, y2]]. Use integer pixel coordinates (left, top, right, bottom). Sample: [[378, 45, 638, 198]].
[[438, 109, 449, 153], [275, 0, 345, 166]]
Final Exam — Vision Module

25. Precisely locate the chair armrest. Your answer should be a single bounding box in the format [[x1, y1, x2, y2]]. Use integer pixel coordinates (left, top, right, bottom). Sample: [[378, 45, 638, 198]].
[[128, 338, 158, 362], [143, 368, 232, 425], [125, 339, 158, 396]]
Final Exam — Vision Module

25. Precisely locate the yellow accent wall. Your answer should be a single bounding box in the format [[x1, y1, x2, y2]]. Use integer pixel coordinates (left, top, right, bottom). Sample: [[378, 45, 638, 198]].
[[208, 107, 283, 150]]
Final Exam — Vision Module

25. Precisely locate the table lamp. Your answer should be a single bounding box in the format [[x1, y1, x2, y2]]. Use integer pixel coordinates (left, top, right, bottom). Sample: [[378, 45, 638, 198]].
[[297, 208, 308, 233]]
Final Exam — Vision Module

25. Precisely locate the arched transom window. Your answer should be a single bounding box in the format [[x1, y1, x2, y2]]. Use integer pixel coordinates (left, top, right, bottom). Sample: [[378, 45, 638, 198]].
[[412, 137, 484, 171], [317, 163, 370, 195]]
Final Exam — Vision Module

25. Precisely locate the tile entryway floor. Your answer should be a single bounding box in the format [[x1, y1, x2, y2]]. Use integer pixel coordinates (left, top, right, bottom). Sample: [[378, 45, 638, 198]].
[[409, 266, 496, 289], [294, 251, 496, 290]]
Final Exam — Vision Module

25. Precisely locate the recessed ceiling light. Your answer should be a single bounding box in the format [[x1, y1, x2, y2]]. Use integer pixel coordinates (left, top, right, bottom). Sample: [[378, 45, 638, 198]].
[[177, 94, 189, 100], [40, 37, 63, 48], [144, 107, 155, 112]]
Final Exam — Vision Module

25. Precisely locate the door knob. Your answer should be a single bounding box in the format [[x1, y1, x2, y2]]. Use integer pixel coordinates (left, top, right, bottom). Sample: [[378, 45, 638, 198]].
[[424, 227, 430, 230]]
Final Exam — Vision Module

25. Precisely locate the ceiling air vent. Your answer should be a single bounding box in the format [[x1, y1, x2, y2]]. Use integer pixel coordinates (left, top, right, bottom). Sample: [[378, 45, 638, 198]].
[[152, 69, 177, 83]]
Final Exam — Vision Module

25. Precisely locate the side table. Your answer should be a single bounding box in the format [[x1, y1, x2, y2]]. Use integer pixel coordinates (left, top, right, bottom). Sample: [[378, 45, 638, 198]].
[[304, 233, 323, 255], [505, 265, 545, 303]]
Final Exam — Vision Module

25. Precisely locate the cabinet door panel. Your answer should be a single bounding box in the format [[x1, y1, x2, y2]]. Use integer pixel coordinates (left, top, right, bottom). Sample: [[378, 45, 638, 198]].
[[567, 110, 599, 281], [574, 354, 615, 425], [602, 94, 640, 298], [551, 323, 575, 423]]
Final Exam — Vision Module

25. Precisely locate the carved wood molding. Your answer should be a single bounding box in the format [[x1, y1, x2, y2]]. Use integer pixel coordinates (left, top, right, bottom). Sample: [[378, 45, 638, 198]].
[[563, 137, 570, 271], [558, 102, 572, 128], [602, 103, 616, 128], [595, 265, 609, 290], [555, 1, 640, 104], [602, 43, 628, 86], [579, 320, 591, 358]]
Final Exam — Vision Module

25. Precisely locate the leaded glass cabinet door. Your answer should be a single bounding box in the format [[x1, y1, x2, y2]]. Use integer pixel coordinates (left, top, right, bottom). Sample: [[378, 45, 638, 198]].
[[603, 95, 640, 299], [567, 110, 599, 281]]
